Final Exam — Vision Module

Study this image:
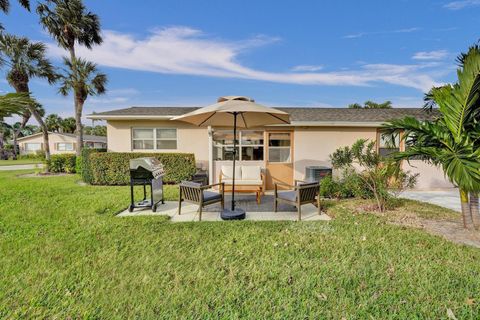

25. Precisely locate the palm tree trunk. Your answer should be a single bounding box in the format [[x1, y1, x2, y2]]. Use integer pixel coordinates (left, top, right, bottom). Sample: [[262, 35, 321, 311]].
[[12, 113, 30, 160], [469, 192, 480, 230], [0, 117, 6, 160], [74, 97, 83, 157], [460, 189, 474, 230], [12, 82, 50, 170]]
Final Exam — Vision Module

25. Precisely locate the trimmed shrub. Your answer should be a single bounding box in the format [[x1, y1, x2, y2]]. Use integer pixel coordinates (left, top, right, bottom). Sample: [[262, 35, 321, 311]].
[[46, 154, 77, 173], [82, 152, 196, 185], [18, 150, 45, 160]]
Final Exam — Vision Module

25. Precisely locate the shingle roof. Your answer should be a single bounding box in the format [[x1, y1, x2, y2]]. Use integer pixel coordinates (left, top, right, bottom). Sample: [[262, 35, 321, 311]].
[[91, 106, 439, 123]]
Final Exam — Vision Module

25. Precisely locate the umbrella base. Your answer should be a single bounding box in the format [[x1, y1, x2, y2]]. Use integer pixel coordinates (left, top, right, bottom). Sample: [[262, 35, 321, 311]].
[[221, 208, 246, 220]]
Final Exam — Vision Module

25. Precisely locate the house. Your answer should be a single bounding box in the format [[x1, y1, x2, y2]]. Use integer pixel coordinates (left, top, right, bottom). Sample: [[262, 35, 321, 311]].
[[17, 132, 107, 155], [87, 105, 452, 190]]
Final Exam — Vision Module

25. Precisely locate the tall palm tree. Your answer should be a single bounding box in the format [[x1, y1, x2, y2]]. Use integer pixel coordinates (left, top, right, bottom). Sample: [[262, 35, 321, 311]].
[[45, 113, 62, 132], [58, 57, 106, 154], [0, 34, 57, 163], [10, 103, 44, 159], [37, 0, 102, 155], [384, 46, 480, 230]]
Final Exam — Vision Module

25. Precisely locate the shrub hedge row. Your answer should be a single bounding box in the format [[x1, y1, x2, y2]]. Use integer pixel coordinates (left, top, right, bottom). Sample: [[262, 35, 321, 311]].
[[81, 151, 196, 185], [46, 154, 77, 173]]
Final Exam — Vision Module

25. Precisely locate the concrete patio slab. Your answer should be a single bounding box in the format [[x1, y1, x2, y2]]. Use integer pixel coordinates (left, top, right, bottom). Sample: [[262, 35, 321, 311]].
[[117, 201, 331, 222], [400, 189, 460, 212]]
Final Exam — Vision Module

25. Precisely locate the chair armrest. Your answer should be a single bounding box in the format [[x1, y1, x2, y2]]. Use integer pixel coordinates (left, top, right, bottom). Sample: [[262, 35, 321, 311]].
[[274, 181, 295, 189], [201, 182, 224, 189]]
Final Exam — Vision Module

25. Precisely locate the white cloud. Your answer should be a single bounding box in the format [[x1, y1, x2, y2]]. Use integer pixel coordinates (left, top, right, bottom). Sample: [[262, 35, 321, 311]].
[[444, 0, 480, 10], [412, 50, 449, 60], [291, 65, 324, 72], [47, 26, 444, 92], [343, 27, 420, 39]]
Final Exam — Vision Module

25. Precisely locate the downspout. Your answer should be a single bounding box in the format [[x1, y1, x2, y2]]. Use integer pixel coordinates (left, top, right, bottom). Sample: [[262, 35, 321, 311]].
[[208, 125, 213, 185]]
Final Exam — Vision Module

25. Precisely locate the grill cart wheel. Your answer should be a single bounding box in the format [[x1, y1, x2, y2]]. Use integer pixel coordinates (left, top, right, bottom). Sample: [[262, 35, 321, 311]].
[[128, 205, 134, 212], [152, 204, 157, 212]]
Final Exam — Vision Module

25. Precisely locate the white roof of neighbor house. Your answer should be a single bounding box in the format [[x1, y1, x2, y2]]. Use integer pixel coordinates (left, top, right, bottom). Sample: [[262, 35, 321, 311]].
[[17, 132, 107, 143]]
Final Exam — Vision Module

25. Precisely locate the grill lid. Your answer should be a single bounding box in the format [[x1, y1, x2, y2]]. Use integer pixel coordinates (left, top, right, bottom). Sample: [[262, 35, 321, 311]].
[[130, 157, 165, 179]]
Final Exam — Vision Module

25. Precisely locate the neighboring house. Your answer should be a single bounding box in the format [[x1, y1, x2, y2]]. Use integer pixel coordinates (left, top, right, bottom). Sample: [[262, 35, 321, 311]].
[[87, 106, 453, 190], [17, 132, 107, 155]]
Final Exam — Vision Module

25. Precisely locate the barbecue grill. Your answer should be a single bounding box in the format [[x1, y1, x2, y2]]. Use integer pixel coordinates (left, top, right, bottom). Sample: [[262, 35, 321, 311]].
[[128, 157, 165, 212], [305, 166, 332, 182]]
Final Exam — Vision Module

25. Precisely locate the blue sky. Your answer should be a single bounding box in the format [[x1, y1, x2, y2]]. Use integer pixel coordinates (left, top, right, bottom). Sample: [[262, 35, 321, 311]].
[[2, 0, 480, 122]]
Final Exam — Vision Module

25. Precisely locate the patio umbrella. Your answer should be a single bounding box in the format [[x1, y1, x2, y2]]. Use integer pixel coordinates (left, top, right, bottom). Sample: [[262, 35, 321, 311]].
[[171, 96, 290, 220]]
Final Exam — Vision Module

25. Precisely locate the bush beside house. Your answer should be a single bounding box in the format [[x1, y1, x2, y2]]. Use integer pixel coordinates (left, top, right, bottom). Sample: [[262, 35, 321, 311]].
[[46, 154, 77, 173], [80, 151, 196, 185]]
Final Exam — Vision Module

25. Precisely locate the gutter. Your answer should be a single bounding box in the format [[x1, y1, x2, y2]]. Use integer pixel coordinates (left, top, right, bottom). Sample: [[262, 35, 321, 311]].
[[86, 114, 385, 127]]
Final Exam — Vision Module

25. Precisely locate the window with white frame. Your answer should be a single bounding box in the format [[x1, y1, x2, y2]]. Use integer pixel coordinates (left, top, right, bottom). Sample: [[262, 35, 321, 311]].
[[132, 128, 177, 150], [268, 132, 291, 163], [213, 130, 264, 161], [24, 143, 42, 152], [56, 142, 74, 151]]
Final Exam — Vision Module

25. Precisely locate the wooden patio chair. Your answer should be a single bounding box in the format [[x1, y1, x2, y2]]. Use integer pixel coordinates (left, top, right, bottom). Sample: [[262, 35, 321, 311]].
[[178, 181, 225, 221], [274, 180, 321, 221]]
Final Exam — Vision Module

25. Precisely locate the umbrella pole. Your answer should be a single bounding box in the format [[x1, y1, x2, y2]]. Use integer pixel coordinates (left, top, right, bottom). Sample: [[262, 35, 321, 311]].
[[231, 112, 237, 211]]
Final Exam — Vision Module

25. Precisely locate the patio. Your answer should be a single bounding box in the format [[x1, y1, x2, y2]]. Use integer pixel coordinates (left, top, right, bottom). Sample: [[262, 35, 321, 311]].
[[118, 193, 331, 222]]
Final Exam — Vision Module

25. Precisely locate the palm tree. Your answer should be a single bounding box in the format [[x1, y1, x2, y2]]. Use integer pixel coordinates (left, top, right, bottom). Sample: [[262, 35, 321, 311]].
[[10, 103, 44, 159], [37, 0, 103, 155], [0, 92, 32, 159], [384, 46, 480, 230], [0, 34, 57, 163], [58, 57, 106, 154], [0, 0, 29, 12], [45, 113, 62, 132], [60, 116, 75, 133]]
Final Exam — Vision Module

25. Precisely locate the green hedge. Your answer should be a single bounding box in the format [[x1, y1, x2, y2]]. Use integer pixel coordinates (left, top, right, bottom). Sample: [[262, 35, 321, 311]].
[[46, 154, 77, 173], [81, 152, 196, 185]]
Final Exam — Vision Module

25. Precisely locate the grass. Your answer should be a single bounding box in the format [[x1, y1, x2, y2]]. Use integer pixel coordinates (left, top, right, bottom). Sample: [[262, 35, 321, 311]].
[[0, 159, 42, 166], [1, 170, 479, 319]]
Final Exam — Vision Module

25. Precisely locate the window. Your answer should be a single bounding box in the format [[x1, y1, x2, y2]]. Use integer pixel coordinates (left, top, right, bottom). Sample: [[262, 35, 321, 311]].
[[132, 128, 177, 150], [56, 142, 74, 151], [24, 143, 42, 152], [268, 132, 291, 162], [213, 130, 264, 161], [378, 131, 400, 157]]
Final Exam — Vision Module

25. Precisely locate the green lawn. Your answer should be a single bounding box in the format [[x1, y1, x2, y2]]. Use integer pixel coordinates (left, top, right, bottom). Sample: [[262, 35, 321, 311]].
[[1, 170, 479, 318], [0, 159, 42, 166]]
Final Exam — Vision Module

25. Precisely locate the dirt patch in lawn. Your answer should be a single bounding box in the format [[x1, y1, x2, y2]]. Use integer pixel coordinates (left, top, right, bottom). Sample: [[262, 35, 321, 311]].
[[17, 173, 73, 178]]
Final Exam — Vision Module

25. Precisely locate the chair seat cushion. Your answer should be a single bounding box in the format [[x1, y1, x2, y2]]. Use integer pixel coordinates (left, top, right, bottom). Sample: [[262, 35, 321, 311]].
[[222, 179, 263, 186], [203, 190, 222, 202], [277, 190, 297, 202]]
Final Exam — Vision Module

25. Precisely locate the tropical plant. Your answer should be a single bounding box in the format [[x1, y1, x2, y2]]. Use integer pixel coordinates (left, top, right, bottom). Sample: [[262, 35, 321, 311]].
[[58, 57, 106, 150], [384, 46, 480, 230], [348, 101, 393, 109], [0, 33, 57, 163], [0, 0, 30, 29], [330, 139, 417, 212], [84, 125, 106, 136], [60, 116, 76, 133], [37, 0, 103, 156], [45, 113, 62, 132], [0, 92, 32, 159]]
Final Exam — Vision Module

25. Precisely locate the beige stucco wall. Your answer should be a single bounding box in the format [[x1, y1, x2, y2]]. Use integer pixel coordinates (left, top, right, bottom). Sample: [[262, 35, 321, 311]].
[[19, 133, 77, 155], [403, 160, 454, 190], [106, 120, 209, 168], [293, 126, 378, 180]]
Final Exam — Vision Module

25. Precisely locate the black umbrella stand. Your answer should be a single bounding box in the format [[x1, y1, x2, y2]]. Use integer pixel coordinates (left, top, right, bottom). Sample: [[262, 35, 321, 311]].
[[221, 111, 246, 220]]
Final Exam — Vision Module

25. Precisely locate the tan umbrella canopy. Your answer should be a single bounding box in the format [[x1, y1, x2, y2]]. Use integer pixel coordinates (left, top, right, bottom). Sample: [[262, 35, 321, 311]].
[[172, 96, 291, 220], [171, 96, 290, 128]]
